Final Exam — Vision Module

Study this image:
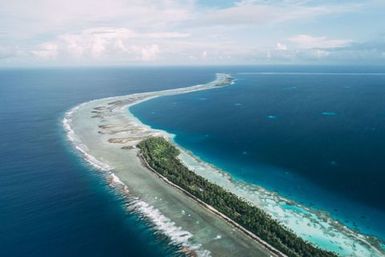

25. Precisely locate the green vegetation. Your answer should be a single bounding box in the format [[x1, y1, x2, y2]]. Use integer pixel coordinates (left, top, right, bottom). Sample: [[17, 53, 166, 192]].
[[138, 137, 337, 257]]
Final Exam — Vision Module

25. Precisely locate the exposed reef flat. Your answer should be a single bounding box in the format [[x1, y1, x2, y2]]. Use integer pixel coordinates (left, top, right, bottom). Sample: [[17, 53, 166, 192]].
[[64, 74, 276, 257], [64, 73, 384, 257]]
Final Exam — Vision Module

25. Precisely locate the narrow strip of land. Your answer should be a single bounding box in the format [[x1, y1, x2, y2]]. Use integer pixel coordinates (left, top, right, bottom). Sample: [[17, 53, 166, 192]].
[[66, 74, 279, 257], [138, 137, 336, 257], [66, 73, 385, 257]]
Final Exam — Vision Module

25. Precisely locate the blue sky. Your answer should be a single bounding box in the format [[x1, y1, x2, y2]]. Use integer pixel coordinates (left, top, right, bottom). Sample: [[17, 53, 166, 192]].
[[0, 0, 384, 66]]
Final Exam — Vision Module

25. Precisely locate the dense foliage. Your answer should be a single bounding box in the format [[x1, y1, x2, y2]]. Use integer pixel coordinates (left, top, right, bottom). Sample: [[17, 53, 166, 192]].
[[138, 137, 337, 257]]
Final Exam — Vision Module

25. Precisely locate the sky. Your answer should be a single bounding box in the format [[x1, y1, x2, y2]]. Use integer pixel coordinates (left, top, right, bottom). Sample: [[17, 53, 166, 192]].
[[0, 0, 384, 66]]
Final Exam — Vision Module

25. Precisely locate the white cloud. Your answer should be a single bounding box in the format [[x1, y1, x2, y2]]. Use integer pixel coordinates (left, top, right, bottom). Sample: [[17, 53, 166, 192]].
[[145, 32, 190, 39], [0, 0, 193, 41], [192, 1, 359, 27], [0, 0, 384, 65], [31, 42, 58, 59], [276, 42, 288, 50], [30, 27, 189, 62], [0, 45, 17, 59], [288, 34, 351, 49], [313, 49, 330, 58], [140, 44, 160, 61]]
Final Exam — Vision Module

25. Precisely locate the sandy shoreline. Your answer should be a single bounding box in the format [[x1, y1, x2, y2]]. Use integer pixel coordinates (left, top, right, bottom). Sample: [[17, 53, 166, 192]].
[[64, 74, 276, 257], [64, 73, 385, 257], [138, 152, 286, 257]]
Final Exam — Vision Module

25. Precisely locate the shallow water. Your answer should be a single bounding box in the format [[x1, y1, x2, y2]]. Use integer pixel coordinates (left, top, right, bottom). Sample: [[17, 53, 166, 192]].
[[130, 66, 385, 245], [65, 74, 273, 257], [2, 66, 385, 256], [0, 67, 215, 257]]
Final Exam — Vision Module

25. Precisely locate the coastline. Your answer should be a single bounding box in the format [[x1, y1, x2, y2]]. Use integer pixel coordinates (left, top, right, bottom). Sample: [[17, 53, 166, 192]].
[[64, 74, 275, 257], [176, 148, 385, 256], [138, 150, 286, 257], [64, 73, 385, 257]]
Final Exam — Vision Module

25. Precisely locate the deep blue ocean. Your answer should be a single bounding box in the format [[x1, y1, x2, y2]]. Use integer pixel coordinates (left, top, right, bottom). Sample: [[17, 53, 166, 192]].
[[130, 66, 385, 242], [1, 66, 385, 257], [0, 67, 214, 257]]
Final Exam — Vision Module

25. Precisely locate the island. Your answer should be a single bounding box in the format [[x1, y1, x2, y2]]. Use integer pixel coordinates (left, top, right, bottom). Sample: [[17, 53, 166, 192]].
[[138, 136, 335, 257], [64, 73, 385, 257]]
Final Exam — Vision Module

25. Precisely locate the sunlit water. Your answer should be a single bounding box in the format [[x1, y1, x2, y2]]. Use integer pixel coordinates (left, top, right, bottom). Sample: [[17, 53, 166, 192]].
[[131, 66, 385, 244]]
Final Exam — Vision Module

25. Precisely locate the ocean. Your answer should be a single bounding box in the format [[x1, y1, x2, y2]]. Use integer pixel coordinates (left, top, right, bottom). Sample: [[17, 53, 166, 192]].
[[1, 66, 385, 256], [0, 67, 213, 257], [130, 66, 385, 244]]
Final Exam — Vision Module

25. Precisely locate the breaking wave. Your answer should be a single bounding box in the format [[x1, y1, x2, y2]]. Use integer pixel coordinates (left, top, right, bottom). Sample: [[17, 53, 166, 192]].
[[62, 105, 211, 257]]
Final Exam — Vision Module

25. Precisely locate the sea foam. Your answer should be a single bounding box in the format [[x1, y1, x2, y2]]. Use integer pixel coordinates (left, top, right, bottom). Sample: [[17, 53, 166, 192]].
[[130, 199, 211, 257], [63, 103, 211, 257], [176, 147, 385, 256]]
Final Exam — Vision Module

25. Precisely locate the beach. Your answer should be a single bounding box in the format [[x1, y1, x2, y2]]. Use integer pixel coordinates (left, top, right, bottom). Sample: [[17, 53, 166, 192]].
[[64, 73, 384, 257], [64, 74, 277, 257]]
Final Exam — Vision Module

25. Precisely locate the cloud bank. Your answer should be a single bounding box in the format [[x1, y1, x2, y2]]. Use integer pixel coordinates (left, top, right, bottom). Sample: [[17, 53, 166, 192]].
[[0, 0, 384, 65]]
